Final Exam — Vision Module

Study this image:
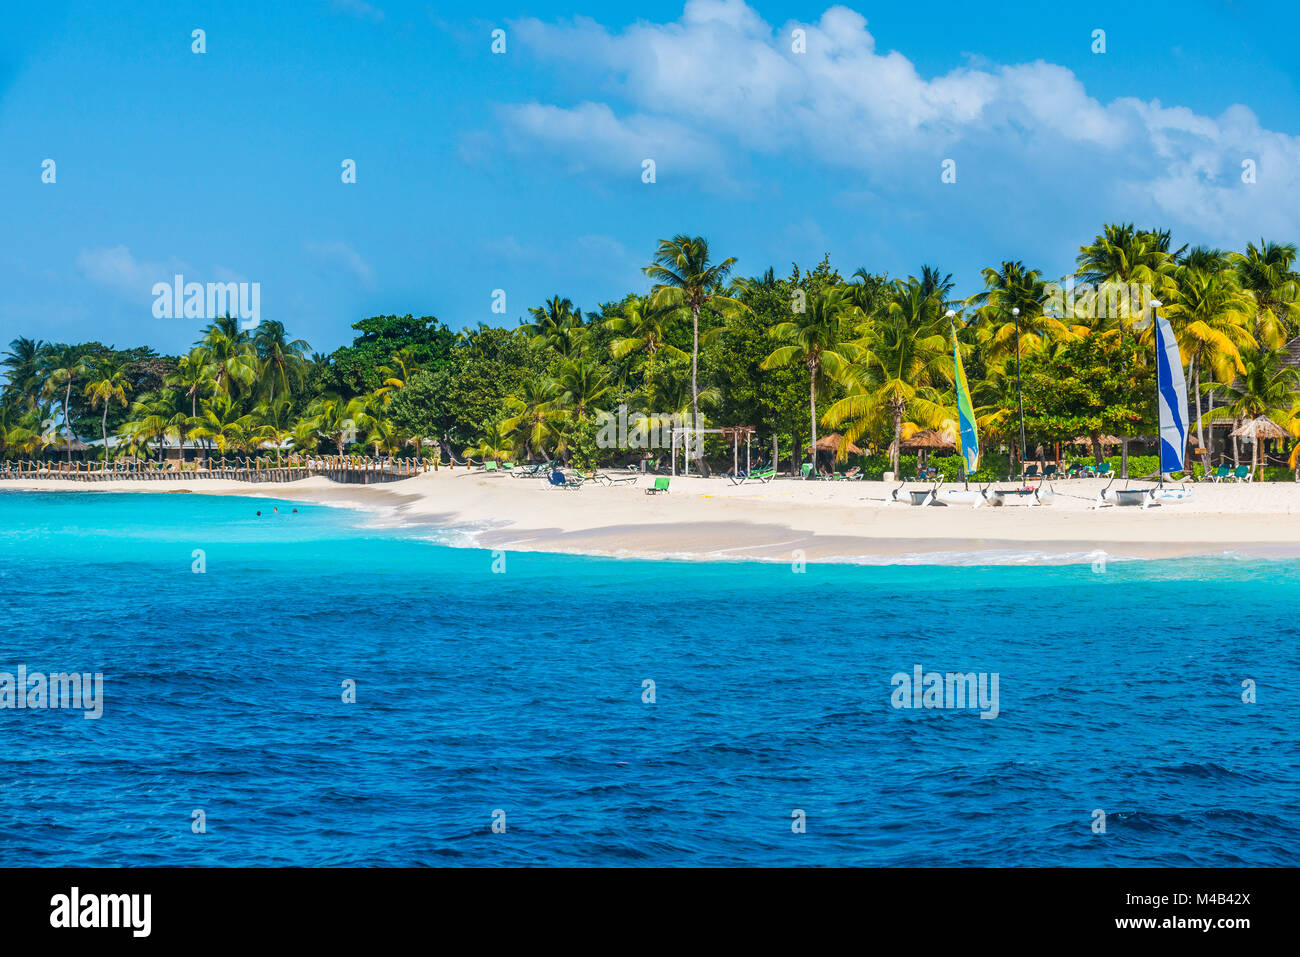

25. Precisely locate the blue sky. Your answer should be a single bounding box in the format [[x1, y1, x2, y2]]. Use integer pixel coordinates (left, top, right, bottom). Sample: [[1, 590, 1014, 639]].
[[3, 0, 1299, 355]]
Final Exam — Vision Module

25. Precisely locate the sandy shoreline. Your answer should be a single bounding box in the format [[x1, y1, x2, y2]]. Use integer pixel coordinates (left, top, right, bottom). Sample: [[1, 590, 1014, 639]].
[[6, 469, 1300, 565]]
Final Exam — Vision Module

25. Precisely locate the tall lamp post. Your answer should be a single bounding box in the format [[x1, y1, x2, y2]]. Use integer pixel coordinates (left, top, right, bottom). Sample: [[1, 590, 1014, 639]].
[[1012, 306, 1027, 473], [1151, 299, 1163, 481]]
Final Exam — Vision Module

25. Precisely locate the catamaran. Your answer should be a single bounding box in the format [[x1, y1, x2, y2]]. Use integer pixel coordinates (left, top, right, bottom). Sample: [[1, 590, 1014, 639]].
[[1094, 301, 1195, 509]]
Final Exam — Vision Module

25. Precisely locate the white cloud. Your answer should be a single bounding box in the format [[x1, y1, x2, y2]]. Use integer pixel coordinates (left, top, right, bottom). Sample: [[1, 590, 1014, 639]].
[[305, 240, 375, 285], [497, 0, 1300, 240], [76, 245, 189, 298]]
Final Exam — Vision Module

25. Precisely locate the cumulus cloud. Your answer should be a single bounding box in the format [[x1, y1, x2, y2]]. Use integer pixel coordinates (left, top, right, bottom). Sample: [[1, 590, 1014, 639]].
[[495, 0, 1300, 241]]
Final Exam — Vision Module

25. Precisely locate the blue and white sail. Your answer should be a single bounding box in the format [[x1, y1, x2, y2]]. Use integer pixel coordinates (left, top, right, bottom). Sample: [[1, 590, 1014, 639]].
[[1153, 310, 1188, 475]]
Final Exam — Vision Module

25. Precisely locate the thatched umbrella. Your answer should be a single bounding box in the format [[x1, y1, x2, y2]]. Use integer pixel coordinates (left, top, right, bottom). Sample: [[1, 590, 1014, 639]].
[[901, 429, 956, 451], [900, 429, 956, 470], [807, 432, 863, 465], [1070, 434, 1123, 446], [1231, 416, 1290, 473], [1231, 416, 1289, 441]]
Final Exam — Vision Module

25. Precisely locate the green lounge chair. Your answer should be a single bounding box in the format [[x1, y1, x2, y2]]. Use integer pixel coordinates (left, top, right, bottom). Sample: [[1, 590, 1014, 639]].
[[646, 477, 670, 495], [1233, 465, 1252, 483], [730, 465, 776, 485], [1024, 464, 1040, 480], [483, 460, 499, 472], [1212, 465, 1232, 482], [1095, 462, 1113, 477], [1042, 464, 1059, 480], [800, 463, 815, 479]]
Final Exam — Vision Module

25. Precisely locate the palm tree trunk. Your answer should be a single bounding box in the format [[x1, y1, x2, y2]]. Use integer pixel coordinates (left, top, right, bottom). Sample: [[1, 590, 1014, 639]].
[[690, 305, 700, 426], [1193, 360, 1204, 452], [100, 406, 108, 471], [891, 404, 903, 475], [64, 381, 73, 463], [1118, 321, 1128, 479], [808, 361, 818, 477], [689, 303, 702, 470], [1232, 417, 1240, 468]]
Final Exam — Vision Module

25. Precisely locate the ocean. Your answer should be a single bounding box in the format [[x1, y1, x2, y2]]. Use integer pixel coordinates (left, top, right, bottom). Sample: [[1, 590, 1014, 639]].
[[0, 490, 1295, 866]]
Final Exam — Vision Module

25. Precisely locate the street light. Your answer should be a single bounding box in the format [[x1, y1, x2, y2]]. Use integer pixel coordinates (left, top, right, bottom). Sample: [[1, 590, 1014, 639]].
[[1012, 306, 1026, 472]]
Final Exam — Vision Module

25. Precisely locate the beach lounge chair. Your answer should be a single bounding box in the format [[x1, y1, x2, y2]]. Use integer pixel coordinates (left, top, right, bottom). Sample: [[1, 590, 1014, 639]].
[[546, 469, 584, 489], [1211, 465, 1232, 482], [1042, 464, 1060, 481], [1023, 464, 1040, 480], [1095, 462, 1114, 477], [832, 466, 861, 481], [800, 463, 815, 479], [646, 477, 670, 495], [1233, 465, 1252, 483], [730, 465, 777, 485], [482, 460, 499, 473]]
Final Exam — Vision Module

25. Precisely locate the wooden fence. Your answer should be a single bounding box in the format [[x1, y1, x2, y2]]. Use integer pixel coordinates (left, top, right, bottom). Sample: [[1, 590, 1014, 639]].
[[0, 456, 430, 484]]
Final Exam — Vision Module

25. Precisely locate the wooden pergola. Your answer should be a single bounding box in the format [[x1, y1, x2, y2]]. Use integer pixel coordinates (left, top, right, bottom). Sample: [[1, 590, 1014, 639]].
[[669, 425, 757, 476]]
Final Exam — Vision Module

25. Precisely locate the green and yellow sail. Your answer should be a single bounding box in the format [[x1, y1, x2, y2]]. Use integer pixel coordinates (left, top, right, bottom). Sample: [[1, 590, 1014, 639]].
[[952, 324, 979, 475]]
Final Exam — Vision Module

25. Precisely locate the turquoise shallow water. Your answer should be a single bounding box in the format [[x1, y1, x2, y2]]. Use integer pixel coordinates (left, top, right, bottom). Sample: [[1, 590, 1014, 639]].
[[0, 490, 1295, 866]]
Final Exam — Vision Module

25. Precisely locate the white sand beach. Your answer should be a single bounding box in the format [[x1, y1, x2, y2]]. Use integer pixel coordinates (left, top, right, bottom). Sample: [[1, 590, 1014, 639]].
[[7, 471, 1300, 564]]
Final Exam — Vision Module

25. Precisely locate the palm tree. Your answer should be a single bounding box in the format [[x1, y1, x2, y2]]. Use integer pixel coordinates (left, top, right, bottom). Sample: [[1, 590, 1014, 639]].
[[0, 405, 41, 459], [168, 351, 210, 419], [1230, 239, 1300, 350], [42, 344, 89, 462], [823, 278, 952, 476], [198, 318, 258, 398], [604, 295, 685, 398], [463, 421, 515, 464], [1206, 347, 1300, 476], [253, 397, 295, 467], [84, 356, 132, 468], [253, 320, 310, 405], [761, 286, 859, 469], [501, 377, 564, 461], [306, 394, 370, 456], [555, 358, 613, 422], [1076, 224, 1177, 475], [186, 393, 251, 459], [967, 261, 1073, 467], [119, 394, 173, 462], [1160, 262, 1255, 453], [644, 235, 748, 466], [522, 296, 585, 357], [2, 337, 47, 407]]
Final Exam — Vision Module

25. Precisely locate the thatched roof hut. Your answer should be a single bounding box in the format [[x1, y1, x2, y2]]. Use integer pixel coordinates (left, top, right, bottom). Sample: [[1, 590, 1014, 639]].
[[1070, 434, 1123, 446], [807, 433, 863, 456], [1231, 416, 1289, 440], [50, 436, 90, 452], [900, 429, 956, 450]]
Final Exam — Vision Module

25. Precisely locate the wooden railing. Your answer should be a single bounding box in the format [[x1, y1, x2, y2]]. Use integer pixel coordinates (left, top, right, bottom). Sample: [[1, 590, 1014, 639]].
[[0, 456, 431, 484]]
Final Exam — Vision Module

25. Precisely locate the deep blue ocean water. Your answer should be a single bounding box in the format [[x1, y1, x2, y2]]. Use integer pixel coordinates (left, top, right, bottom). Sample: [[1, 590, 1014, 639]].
[[0, 490, 1295, 867]]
